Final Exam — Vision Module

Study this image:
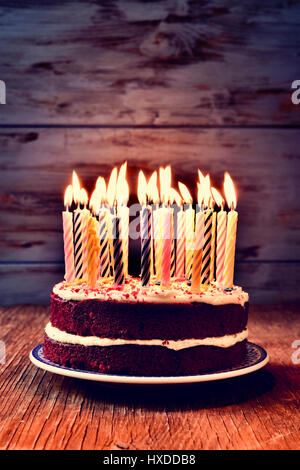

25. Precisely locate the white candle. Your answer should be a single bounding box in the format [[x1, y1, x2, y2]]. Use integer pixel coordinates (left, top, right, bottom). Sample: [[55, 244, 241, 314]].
[[184, 204, 195, 281], [62, 185, 75, 282], [176, 207, 185, 279]]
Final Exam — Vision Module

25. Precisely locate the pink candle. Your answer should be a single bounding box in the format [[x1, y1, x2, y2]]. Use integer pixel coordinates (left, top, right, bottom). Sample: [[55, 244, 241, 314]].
[[160, 207, 172, 287], [216, 208, 227, 285], [176, 208, 185, 279], [62, 185, 75, 282]]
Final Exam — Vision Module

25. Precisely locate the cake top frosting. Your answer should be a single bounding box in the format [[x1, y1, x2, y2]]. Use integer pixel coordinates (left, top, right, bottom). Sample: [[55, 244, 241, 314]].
[[53, 277, 249, 306]]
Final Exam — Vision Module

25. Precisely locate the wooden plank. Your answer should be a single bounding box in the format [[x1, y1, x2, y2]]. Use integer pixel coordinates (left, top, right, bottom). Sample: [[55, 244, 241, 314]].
[[0, 1, 300, 125], [0, 261, 299, 306], [0, 304, 299, 449], [0, 127, 299, 263]]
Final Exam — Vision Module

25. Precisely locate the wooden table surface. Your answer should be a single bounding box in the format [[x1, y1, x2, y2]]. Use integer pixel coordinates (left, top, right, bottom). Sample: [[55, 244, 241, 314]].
[[0, 304, 299, 451]]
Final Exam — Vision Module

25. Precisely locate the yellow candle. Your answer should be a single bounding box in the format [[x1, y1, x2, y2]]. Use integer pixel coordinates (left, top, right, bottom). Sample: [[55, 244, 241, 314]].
[[223, 172, 238, 289], [223, 210, 238, 288], [191, 211, 204, 292], [209, 211, 217, 282], [86, 217, 100, 288]]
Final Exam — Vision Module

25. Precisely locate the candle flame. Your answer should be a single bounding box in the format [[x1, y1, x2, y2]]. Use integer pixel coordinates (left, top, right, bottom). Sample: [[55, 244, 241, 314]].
[[116, 162, 129, 206], [224, 172, 237, 210], [72, 170, 81, 205], [169, 188, 182, 206], [137, 170, 147, 206], [64, 184, 73, 208], [106, 167, 118, 207], [90, 188, 100, 215], [159, 166, 171, 204], [118, 161, 127, 183], [197, 182, 205, 206], [147, 171, 160, 204], [80, 188, 88, 207], [96, 176, 106, 204], [202, 174, 211, 208], [178, 182, 193, 204], [198, 169, 205, 183], [211, 187, 224, 208]]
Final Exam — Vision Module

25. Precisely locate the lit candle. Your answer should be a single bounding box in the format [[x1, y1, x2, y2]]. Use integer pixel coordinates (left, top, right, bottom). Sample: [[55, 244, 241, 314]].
[[86, 216, 100, 288], [153, 208, 162, 281], [147, 171, 159, 278], [95, 177, 110, 278], [175, 206, 185, 279], [62, 184, 75, 282], [116, 162, 130, 279], [89, 188, 101, 280], [72, 171, 85, 280], [106, 167, 118, 276], [223, 173, 238, 289], [160, 167, 172, 287], [191, 184, 205, 292], [178, 182, 194, 281], [80, 187, 90, 279], [209, 194, 217, 283], [160, 207, 172, 287], [201, 175, 213, 286], [169, 188, 182, 278], [112, 214, 125, 285], [138, 171, 152, 287], [98, 209, 111, 278], [211, 187, 227, 287]]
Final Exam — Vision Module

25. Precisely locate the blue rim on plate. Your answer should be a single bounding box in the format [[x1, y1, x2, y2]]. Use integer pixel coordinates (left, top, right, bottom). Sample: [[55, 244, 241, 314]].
[[29, 342, 269, 385]]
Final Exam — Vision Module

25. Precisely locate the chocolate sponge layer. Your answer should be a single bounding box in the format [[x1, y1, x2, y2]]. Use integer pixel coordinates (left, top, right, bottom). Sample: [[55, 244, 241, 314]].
[[43, 335, 247, 376], [50, 292, 248, 341]]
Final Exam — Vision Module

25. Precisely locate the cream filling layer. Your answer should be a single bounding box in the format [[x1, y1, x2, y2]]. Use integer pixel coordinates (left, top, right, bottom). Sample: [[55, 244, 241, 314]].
[[45, 323, 248, 351]]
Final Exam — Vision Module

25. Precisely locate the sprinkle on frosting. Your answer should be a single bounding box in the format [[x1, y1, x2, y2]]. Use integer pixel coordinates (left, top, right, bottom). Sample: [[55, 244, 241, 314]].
[[53, 277, 249, 307]]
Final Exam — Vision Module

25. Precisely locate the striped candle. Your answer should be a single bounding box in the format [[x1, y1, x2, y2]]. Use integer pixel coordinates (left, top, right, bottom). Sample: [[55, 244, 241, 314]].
[[112, 215, 125, 285], [201, 209, 213, 286], [81, 207, 90, 278], [216, 209, 227, 285], [73, 208, 84, 280], [62, 210, 75, 282], [223, 209, 238, 289], [175, 209, 185, 279], [98, 209, 110, 278], [140, 205, 152, 286], [191, 210, 204, 292], [209, 211, 217, 282], [185, 205, 195, 281]]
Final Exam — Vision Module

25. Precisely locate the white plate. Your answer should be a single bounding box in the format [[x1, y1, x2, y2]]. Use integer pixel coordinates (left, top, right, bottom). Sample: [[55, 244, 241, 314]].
[[29, 342, 269, 385]]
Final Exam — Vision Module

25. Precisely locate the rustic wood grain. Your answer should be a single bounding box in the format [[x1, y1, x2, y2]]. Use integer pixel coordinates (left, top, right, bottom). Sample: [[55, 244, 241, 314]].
[[0, 304, 299, 450], [0, 0, 299, 126]]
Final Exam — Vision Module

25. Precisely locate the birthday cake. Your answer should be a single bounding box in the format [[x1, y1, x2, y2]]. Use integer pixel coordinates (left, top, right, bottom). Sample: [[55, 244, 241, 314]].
[[41, 165, 249, 377], [43, 278, 249, 376]]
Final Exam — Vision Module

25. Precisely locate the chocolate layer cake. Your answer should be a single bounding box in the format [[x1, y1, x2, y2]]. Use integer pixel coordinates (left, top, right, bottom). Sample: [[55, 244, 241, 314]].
[[43, 278, 249, 376]]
